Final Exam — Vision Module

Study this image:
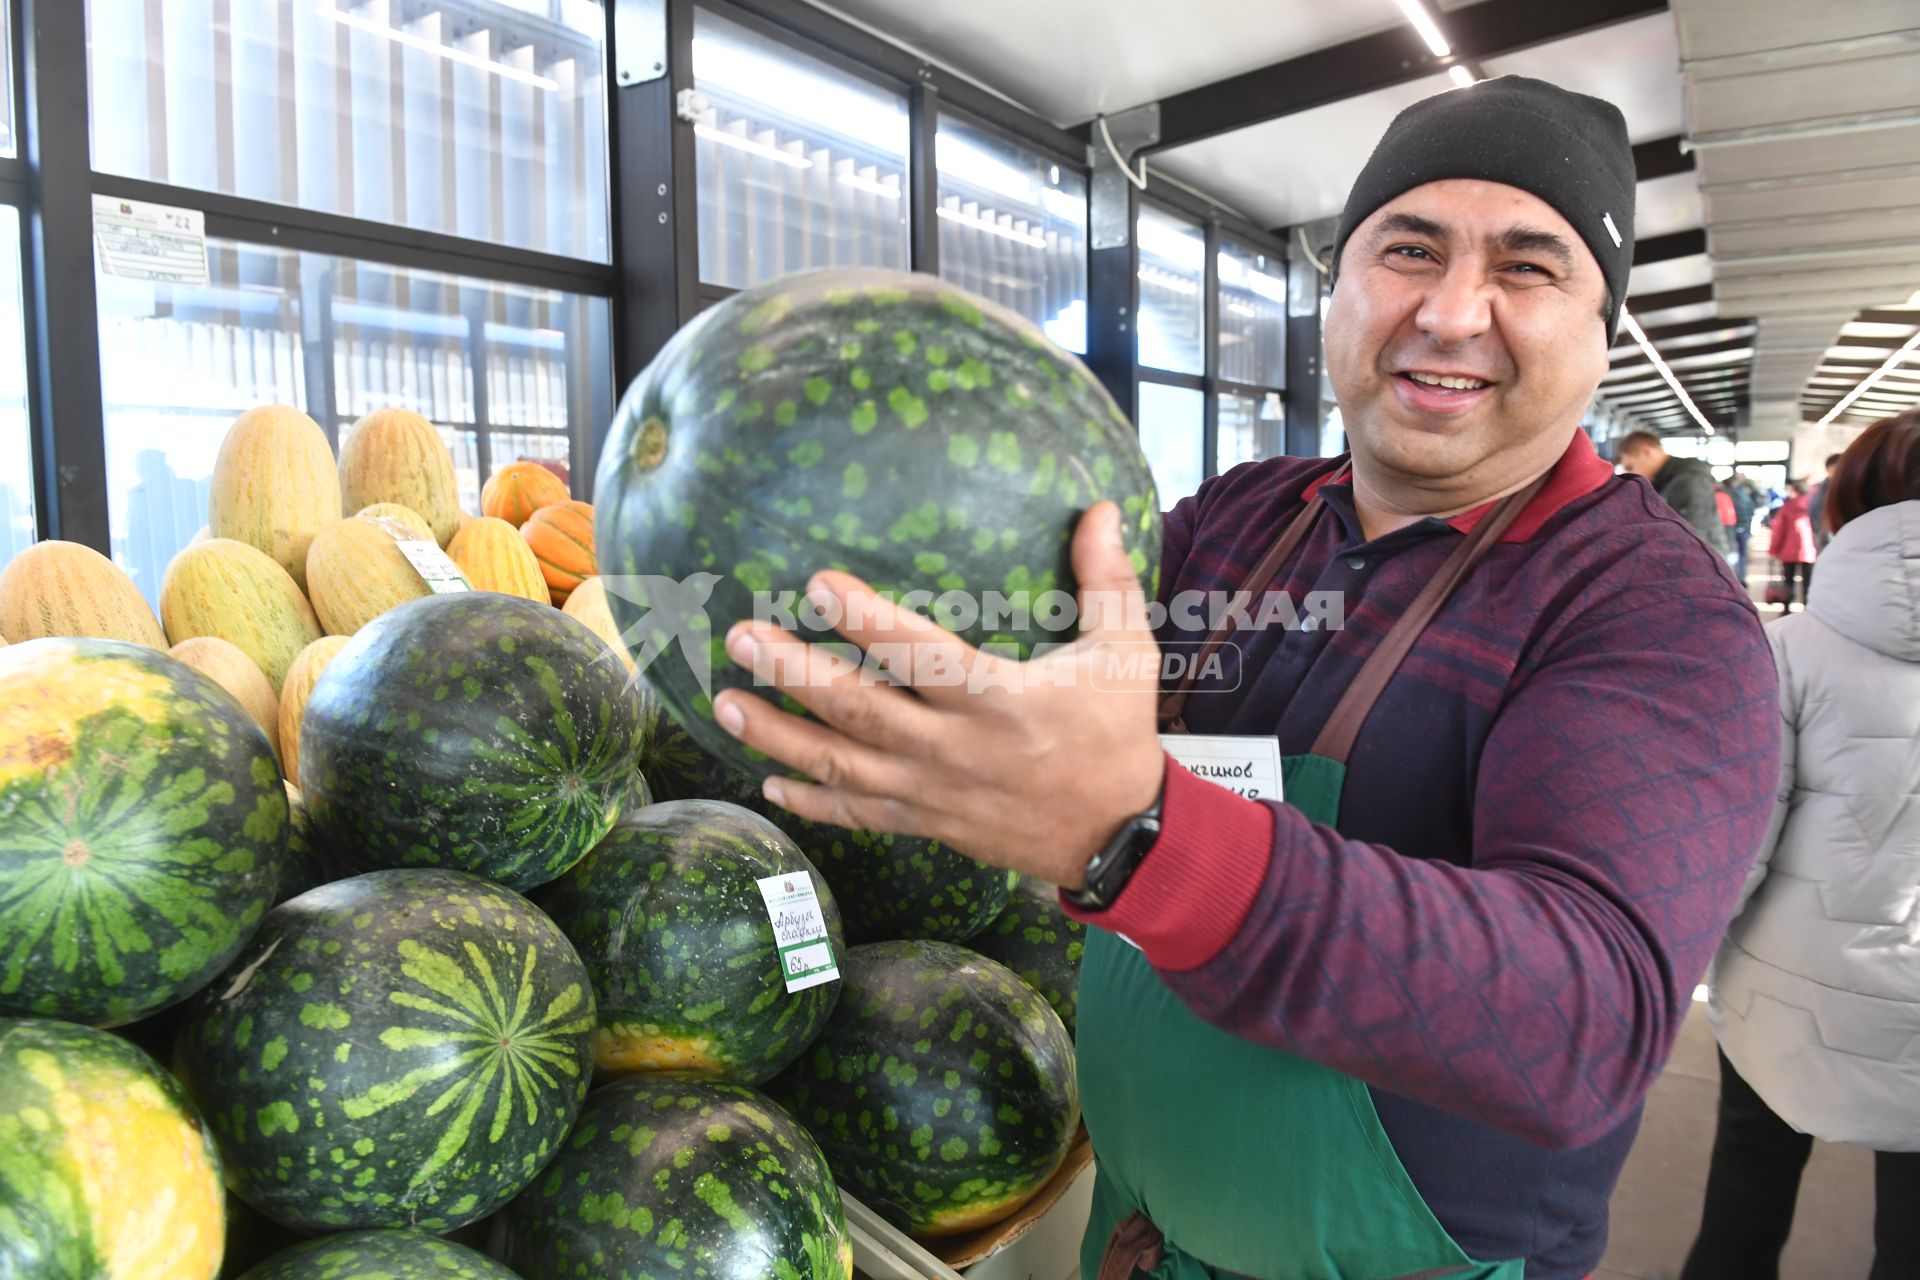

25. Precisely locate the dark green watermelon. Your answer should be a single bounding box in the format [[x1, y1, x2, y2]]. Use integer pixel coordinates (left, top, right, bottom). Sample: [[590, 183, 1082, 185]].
[[537, 799, 842, 1084], [637, 705, 1012, 942], [237, 1229, 519, 1279], [278, 785, 355, 905], [300, 593, 644, 891], [962, 879, 1085, 1034], [594, 267, 1162, 781], [0, 637, 288, 1026], [769, 940, 1078, 1239], [489, 1076, 851, 1280], [174, 868, 598, 1233]]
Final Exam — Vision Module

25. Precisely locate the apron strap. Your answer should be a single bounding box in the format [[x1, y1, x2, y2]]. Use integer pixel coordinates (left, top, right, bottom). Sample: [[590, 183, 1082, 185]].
[[1095, 1211, 1166, 1280], [1157, 478, 1335, 733], [1309, 472, 1548, 764]]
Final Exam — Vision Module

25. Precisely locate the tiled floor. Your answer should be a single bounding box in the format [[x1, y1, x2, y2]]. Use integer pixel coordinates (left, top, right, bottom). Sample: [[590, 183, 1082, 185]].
[[1595, 1002, 1877, 1280]]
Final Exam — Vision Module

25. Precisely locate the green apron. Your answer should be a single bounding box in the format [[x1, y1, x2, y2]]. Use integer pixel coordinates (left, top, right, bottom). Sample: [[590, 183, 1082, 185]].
[[1078, 475, 1547, 1280]]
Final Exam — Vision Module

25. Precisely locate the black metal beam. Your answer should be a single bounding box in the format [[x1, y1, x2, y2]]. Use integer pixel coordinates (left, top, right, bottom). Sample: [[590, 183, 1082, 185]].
[[1202, 216, 1220, 479], [1085, 184, 1139, 426], [1626, 283, 1714, 314], [1854, 308, 1920, 326], [1633, 228, 1708, 266], [21, 0, 108, 550], [1100, 0, 1667, 156], [909, 79, 940, 274], [1632, 135, 1694, 183], [1634, 316, 1757, 343], [1822, 333, 1917, 350], [1284, 254, 1324, 458], [1607, 335, 1755, 370]]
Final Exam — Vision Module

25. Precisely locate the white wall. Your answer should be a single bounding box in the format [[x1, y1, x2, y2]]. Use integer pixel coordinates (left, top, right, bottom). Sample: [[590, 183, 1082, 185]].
[[1789, 420, 1868, 482]]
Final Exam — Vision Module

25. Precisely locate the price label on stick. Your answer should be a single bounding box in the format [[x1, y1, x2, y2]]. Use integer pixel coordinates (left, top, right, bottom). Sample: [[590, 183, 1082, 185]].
[[756, 873, 840, 993], [394, 539, 472, 594]]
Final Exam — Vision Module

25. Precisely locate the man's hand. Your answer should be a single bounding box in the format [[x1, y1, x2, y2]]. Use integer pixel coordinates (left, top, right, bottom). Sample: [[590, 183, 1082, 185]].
[[711, 502, 1165, 890]]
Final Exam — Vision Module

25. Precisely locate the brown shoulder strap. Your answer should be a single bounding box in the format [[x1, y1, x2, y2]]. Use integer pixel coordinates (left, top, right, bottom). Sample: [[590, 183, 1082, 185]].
[[1157, 489, 1327, 733], [1308, 473, 1549, 763]]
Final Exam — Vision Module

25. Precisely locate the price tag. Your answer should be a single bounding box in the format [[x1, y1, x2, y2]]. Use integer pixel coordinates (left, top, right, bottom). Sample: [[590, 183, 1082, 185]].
[[1159, 733, 1284, 803], [394, 539, 472, 594], [92, 194, 210, 285], [757, 872, 840, 993]]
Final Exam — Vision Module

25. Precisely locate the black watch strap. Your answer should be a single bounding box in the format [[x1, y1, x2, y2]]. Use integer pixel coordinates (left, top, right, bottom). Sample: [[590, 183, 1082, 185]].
[[1061, 781, 1165, 912]]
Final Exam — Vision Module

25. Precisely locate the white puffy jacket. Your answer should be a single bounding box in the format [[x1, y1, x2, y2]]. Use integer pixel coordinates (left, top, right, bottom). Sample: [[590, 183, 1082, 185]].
[[1709, 499, 1920, 1151]]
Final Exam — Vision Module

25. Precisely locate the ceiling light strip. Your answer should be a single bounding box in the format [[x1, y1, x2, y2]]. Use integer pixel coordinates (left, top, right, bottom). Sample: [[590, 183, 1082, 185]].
[[317, 5, 558, 91], [1818, 329, 1920, 426], [1395, 0, 1452, 57], [1617, 306, 1719, 434]]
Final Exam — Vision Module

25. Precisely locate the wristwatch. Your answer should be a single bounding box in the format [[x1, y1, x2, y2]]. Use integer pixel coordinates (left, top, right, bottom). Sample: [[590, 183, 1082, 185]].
[[1060, 783, 1165, 912]]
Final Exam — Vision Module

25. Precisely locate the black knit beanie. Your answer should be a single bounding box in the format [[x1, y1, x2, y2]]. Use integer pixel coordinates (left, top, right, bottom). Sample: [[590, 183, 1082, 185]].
[[1331, 75, 1636, 338]]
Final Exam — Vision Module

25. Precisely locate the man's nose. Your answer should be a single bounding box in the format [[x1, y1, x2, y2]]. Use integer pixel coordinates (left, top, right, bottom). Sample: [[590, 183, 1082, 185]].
[[1413, 264, 1494, 347]]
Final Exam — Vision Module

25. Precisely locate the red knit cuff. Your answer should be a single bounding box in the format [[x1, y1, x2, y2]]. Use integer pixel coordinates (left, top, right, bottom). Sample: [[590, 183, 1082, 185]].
[[1060, 760, 1272, 972]]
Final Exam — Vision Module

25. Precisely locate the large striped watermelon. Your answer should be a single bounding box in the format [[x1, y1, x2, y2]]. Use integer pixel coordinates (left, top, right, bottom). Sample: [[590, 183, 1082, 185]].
[[0, 1017, 225, 1279], [300, 593, 644, 891], [536, 799, 844, 1084], [237, 1230, 519, 1279], [488, 1076, 852, 1280], [173, 869, 597, 1233], [595, 267, 1162, 781], [770, 940, 1078, 1238], [0, 639, 289, 1025], [962, 878, 1085, 1035]]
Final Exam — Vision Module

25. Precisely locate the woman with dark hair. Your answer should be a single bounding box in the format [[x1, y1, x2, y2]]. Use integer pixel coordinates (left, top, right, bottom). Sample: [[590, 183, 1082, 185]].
[[1765, 477, 1816, 611], [1685, 409, 1920, 1280]]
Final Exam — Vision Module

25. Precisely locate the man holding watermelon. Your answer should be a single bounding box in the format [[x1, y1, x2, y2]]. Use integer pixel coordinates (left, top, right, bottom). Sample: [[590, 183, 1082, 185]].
[[713, 78, 1778, 1280]]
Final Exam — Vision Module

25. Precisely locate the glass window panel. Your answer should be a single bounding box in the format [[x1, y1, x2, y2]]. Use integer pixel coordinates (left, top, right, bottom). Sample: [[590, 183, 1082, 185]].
[[934, 114, 1087, 352], [1217, 239, 1285, 387], [98, 241, 610, 607], [692, 9, 909, 290], [1218, 390, 1284, 474], [1138, 382, 1203, 510], [0, 209, 30, 570], [1136, 205, 1203, 375], [0, 3, 14, 159], [85, 0, 611, 262]]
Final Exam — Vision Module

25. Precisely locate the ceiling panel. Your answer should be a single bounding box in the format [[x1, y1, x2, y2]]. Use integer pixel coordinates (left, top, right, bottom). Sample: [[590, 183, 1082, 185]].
[[1704, 171, 1920, 225], [1670, 0, 1912, 61], [1628, 254, 1715, 297], [1635, 171, 1706, 240], [1477, 13, 1686, 141]]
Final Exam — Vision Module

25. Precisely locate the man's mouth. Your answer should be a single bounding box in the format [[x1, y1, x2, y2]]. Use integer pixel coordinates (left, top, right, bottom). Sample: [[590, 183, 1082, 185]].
[[1399, 371, 1493, 392]]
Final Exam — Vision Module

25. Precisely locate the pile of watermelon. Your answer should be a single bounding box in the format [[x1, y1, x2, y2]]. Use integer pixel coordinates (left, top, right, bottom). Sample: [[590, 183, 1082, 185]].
[[0, 267, 1154, 1277]]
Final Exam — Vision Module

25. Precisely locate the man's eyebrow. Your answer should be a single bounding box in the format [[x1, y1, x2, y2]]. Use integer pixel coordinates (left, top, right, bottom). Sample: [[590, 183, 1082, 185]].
[[1493, 226, 1576, 270], [1368, 212, 1447, 244]]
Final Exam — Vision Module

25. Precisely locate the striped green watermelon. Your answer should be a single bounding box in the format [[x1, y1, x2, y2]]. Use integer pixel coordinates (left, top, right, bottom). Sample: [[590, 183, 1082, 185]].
[[0, 1017, 226, 1279], [0, 638, 288, 1026], [638, 705, 1012, 942], [536, 799, 843, 1084], [173, 868, 597, 1233], [962, 879, 1085, 1035], [769, 940, 1077, 1238], [237, 1230, 519, 1279], [489, 1076, 852, 1280], [300, 593, 643, 891], [595, 267, 1162, 781]]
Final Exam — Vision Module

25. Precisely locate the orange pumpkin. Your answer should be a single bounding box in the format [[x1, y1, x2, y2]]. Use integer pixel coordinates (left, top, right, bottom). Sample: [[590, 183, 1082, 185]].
[[521, 500, 596, 606], [481, 461, 570, 527]]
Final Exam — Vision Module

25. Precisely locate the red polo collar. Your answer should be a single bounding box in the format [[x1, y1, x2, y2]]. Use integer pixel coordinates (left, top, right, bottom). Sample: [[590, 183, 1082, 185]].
[[1301, 430, 1612, 545]]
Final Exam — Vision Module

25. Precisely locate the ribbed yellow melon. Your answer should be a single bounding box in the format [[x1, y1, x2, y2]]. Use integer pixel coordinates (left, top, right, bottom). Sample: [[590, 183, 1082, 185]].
[[561, 577, 637, 674], [207, 404, 341, 592], [168, 635, 282, 761], [278, 634, 351, 784], [336, 407, 461, 546], [353, 502, 435, 542], [0, 540, 166, 647], [306, 515, 469, 636], [159, 538, 324, 692], [448, 516, 549, 603]]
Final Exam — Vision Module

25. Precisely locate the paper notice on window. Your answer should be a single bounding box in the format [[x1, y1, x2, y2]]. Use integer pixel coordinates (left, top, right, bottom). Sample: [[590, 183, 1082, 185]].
[[92, 195, 209, 286], [394, 539, 472, 594]]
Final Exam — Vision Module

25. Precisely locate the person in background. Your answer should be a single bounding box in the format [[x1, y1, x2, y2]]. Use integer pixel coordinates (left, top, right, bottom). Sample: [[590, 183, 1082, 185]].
[[1767, 478, 1816, 611], [1618, 431, 1732, 559], [1724, 471, 1760, 585], [1683, 409, 1920, 1280], [1807, 452, 1840, 552], [1714, 482, 1739, 572]]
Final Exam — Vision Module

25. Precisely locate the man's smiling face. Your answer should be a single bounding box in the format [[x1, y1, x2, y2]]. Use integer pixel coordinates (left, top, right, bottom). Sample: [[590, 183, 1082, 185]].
[[1323, 179, 1612, 491]]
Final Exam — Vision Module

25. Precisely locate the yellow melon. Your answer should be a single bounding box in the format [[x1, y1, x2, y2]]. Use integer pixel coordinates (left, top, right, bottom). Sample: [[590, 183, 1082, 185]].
[[561, 577, 637, 674], [353, 503, 436, 542], [306, 515, 469, 636], [0, 540, 166, 647], [159, 539, 324, 692], [278, 634, 351, 784], [208, 404, 341, 592], [448, 517, 550, 603], [168, 635, 282, 761], [336, 408, 461, 546]]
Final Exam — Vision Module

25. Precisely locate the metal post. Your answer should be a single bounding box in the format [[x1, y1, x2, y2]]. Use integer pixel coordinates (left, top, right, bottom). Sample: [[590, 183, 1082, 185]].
[[1284, 236, 1325, 458], [1086, 107, 1157, 426], [20, 0, 109, 549], [909, 78, 939, 277], [1201, 216, 1220, 478]]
